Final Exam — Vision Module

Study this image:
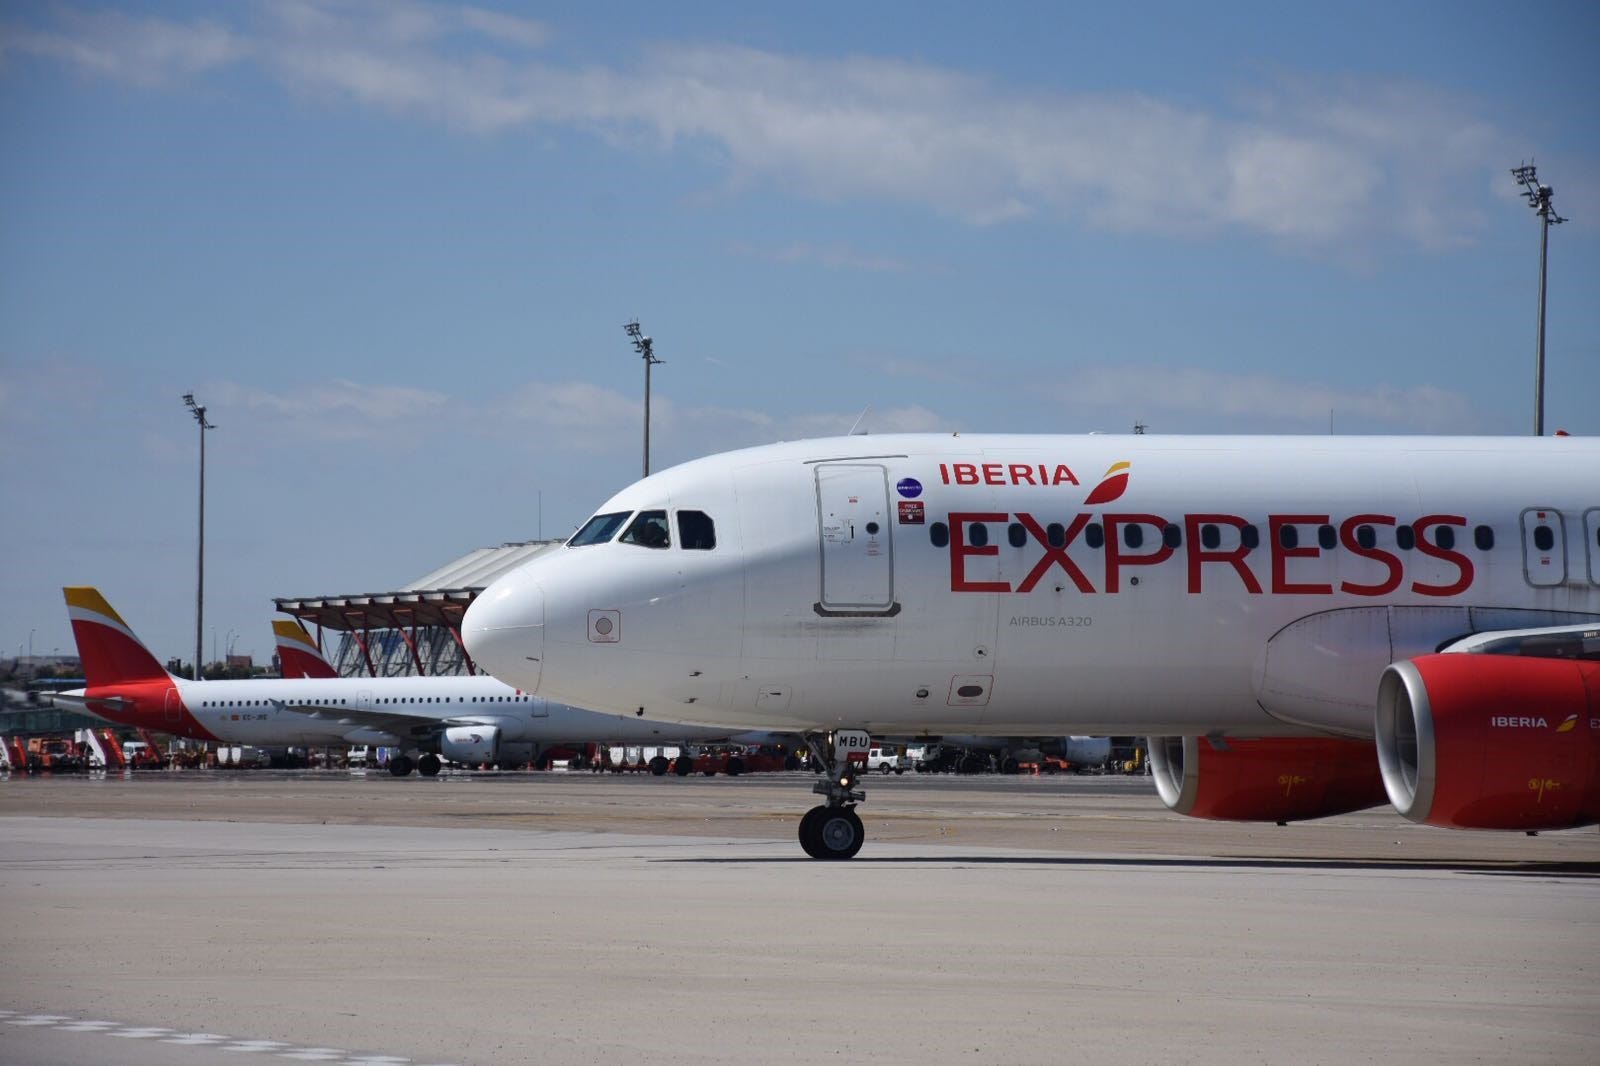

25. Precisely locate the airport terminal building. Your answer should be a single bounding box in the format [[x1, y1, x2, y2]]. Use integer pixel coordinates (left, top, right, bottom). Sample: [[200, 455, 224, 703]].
[[274, 540, 560, 678]]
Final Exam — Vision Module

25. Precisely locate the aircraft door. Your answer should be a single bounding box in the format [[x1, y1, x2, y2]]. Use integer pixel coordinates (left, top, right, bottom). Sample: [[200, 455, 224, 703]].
[[815, 463, 896, 614], [1585, 509, 1600, 586], [1520, 508, 1566, 588], [164, 687, 181, 725]]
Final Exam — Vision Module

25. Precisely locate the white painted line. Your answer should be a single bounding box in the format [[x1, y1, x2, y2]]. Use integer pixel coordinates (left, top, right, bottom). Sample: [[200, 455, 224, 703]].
[[111, 1027, 175, 1038], [163, 1033, 232, 1045], [224, 1039, 294, 1052], [345, 1057, 413, 1065], [278, 1050, 347, 1062], [10, 1015, 71, 1026], [55, 1020, 121, 1031]]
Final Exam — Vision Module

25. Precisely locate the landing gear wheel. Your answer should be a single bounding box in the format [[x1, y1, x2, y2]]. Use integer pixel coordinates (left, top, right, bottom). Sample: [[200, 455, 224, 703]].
[[389, 755, 414, 777], [418, 753, 442, 777], [796, 731, 870, 860], [798, 805, 827, 858], [673, 756, 694, 777], [800, 805, 864, 860], [649, 755, 670, 776], [726, 757, 745, 777]]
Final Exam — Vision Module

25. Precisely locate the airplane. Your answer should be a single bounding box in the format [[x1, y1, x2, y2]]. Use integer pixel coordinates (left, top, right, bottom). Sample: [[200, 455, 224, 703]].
[[273, 619, 339, 679], [461, 432, 1600, 858], [59, 587, 776, 776]]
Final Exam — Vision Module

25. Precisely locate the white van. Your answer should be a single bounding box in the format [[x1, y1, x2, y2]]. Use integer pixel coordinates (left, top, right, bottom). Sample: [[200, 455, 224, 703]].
[[866, 747, 910, 774]]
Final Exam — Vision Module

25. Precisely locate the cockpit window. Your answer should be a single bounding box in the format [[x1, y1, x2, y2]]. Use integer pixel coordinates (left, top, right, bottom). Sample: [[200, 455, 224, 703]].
[[568, 511, 631, 547], [620, 510, 671, 549], [677, 511, 716, 550]]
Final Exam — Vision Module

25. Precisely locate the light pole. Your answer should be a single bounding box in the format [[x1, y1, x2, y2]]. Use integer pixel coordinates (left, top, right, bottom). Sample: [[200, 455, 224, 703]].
[[183, 393, 216, 681], [625, 321, 664, 477], [1511, 164, 1568, 436]]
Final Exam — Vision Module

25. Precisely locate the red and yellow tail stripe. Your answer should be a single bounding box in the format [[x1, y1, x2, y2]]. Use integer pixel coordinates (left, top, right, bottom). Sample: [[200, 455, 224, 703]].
[[273, 619, 338, 679], [63, 586, 170, 687]]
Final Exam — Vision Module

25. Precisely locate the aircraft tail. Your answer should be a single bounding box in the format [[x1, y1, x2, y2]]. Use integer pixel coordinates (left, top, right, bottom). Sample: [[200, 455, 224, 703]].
[[63, 587, 175, 688], [273, 619, 338, 679]]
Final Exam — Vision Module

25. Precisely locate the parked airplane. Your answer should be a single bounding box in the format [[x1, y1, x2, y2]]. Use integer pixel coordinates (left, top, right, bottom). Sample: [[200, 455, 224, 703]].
[[462, 433, 1600, 857], [273, 619, 338, 679], [59, 587, 768, 776]]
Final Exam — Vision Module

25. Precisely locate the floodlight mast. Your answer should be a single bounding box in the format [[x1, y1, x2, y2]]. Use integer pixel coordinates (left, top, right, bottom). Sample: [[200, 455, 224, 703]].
[[625, 321, 664, 477], [183, 393, 215, 680], [1511, 163, 1568, 436]]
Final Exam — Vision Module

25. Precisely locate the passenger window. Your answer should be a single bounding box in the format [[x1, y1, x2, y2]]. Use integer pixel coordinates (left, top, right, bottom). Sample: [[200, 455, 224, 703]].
[[1434, 526, 1456, 551], [1357, 525, 1376, 550], [1278, 524, 1298, 549], [969, 523, 989, 548], [1007, 523, 1026, 548], [1474, 525, 1494, 551], [621, 510, 671, 549], [1123, 524, 1143, 549], [1396, 525, 1416, 551], [1318, 525, 1337, 551], [1162, 524, 1181, 549], [1533, 525, 1554, 552], [1200, 524, 1220, 550], [677, 510, 716, 550], [1046, 523, 1065, 549], [930, 522, 949, 548], [1241, 525, 1260, 550], [569, 511, 632, 547], [1085, 523, 1105, 550]]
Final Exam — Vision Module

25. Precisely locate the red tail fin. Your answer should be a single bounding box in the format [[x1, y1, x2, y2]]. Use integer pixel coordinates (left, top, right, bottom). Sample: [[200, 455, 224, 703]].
[[63, 587, 173, 687], [273, 619, 338, 679]]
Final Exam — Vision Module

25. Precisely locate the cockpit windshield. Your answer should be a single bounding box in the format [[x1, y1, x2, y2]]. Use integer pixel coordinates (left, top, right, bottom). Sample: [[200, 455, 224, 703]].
[[619, 510, 671, 549], [568, 511, 631, 547]]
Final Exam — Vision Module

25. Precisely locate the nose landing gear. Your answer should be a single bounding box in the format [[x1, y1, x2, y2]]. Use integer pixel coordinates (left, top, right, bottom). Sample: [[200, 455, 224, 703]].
[[797, 731, 870, 860]]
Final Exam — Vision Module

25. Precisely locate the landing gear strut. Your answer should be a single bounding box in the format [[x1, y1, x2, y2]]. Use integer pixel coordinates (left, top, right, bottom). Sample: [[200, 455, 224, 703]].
[[797, 731, 869, 860]]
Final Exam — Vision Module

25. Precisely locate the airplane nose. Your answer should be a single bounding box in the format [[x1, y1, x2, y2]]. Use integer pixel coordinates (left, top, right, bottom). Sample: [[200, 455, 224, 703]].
[[463, 573, 545, 693]]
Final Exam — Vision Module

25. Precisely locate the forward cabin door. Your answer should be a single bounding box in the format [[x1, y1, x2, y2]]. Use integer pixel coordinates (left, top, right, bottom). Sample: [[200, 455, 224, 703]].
[[814, 463, 896, 615], [1520, 508, 1566, 588]]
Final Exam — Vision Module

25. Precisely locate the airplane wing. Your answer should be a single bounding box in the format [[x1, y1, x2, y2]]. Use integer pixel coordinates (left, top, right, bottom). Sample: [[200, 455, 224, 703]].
[[269, 700, 446, 740]]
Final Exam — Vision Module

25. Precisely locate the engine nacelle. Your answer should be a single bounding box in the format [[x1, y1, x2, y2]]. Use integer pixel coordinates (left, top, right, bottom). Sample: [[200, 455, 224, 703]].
[[440, 725, 501, 765], [1149, 735, 1387, 822], [1376, 655, 1600, 831], [1046, 736, 1113, 766]]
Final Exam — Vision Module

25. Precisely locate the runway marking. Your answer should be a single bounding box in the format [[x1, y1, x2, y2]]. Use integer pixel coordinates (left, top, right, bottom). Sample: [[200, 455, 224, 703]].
[[163, 1032, 232, 1045], [279, 1049, 348, 1061], [0, 1009, 449, 1065]]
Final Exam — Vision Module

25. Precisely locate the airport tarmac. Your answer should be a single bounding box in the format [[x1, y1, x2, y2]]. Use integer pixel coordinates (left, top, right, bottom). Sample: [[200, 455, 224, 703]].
[[2, 770, 1597, 1065]]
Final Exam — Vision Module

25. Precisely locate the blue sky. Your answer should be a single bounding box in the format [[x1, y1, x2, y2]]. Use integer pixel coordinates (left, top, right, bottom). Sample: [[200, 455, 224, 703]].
[[3, 0, 1597, 666]]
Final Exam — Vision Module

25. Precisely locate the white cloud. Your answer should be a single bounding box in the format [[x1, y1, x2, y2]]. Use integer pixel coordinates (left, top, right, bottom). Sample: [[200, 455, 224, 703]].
[[1057, 366, 1481, 433], [2, 8, 246, 86], [208, 378, 449, 441], [495, 380, 948, 455], [4, 2, 1553, 250]]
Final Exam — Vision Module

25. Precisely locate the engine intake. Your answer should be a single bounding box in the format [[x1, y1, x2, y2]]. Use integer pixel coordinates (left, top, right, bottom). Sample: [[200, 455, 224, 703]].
[[1149, 735, 1387, 822], [440, 725, 501, 765], [1376, 655, 1599, 830]]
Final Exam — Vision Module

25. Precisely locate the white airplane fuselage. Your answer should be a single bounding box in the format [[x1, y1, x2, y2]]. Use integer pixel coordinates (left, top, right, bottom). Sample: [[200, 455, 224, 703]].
[[465, 434, 1600, 739], [73, 673, 750, 750]]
